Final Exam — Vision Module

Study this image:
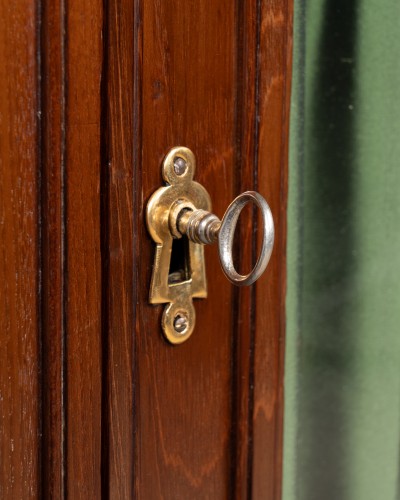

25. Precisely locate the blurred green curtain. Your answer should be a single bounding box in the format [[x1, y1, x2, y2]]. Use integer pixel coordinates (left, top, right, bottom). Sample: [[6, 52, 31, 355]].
[[284, 1, 400, 499]]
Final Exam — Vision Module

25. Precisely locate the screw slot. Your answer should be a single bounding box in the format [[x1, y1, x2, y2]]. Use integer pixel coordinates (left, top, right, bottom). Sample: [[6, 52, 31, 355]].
[[173, 156, 187, 176], [173, 313, 188, 334]]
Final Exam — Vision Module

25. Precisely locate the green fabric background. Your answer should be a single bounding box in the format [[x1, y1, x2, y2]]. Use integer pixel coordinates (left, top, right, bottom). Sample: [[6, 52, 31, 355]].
[[283, 1, 400, 499]]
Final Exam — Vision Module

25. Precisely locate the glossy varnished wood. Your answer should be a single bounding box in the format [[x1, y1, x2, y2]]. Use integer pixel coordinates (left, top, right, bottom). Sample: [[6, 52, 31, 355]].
[[40, 1, 104, 496], [103, 0, 135, 496], [252, 1, 292, 497], [41, 0, 66, 495], [0, 0, 292, 497], [0, 0, 40, 497], [127, 0, 291, 497], [232, 1, 260, 497], [134, 0, 236, 496], [65, 0, 103, 496], [233, 0, 293, 498]]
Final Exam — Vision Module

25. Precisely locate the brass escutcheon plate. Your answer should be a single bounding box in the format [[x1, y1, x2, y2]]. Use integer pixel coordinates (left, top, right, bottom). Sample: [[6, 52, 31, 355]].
[[146, 147, 211, 344]]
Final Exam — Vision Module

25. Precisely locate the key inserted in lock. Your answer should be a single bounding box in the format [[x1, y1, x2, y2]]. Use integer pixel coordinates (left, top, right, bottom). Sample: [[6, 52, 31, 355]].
[[146, 146, 274, 344]]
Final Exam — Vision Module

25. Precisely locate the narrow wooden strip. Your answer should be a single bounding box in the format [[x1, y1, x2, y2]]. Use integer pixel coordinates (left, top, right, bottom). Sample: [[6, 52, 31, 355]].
[[0, 0, 40, 497], [232, 0, 259, 497], [252, 0, 293, 498], [104, 0, 135, 496], [40, 0, 66, 495], [132, 0, 143, 495], [65, 0, 103, 496]]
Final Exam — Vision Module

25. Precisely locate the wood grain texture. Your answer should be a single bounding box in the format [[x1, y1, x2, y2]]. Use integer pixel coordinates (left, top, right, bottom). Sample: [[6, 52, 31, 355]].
[[134, 0, 236, 497], [65, 0, 103, 496], [40, 0, 66, 495], [233, 1, 292, 498], [40, 0, 105, 495], [131, 1, 291, 498], [252, 1, 292, 498], [0, 0, 292, 496], [103, 0, 135, 497], [232, 1, 260, 497], [0, 0, 40, 497]]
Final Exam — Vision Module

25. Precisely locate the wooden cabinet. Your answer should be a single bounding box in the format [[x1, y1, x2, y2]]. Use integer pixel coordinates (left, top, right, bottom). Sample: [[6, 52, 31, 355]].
[[0, 0, 292, 497]]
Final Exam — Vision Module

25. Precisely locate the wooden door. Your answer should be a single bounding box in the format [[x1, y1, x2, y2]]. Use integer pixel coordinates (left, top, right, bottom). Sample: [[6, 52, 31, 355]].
[[0, 0, 292, 498]]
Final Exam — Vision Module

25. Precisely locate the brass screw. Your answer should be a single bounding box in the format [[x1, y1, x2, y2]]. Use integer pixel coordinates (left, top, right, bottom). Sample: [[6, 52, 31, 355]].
[[173, 314, 188, 334], [173, 156, 187, 176]]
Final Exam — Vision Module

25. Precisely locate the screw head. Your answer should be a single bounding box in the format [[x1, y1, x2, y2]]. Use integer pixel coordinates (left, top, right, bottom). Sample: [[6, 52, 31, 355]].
[[173, 156, 187, 176], [173, 313, 188, 334]]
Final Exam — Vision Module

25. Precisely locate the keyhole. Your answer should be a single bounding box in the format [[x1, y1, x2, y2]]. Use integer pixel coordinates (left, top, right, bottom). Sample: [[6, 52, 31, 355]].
[[168, 236, 191, 285]]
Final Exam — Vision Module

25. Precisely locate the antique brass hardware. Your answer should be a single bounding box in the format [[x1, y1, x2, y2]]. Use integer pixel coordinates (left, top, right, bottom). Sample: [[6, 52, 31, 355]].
[[146, 146, 274, 345]]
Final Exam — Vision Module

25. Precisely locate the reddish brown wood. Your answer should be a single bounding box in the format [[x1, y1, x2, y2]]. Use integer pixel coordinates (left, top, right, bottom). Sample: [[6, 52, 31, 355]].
[[40, 1, 105, 496], [0, 0, 40, 497], [230, 2, 293, 498], [134, 0, 236, 497], [65, 0, 103, 496], [252, 1, 292, 498], [40, 0, 66, 496], [233, 1, 260, 497], [128, 1, 291, 498], [0, 0, 291, 496], [103, 0, 135, 496]]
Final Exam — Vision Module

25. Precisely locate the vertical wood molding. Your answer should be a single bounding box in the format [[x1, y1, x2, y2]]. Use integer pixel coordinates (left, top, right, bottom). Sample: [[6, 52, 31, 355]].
[[232, 0, 259, 496], [40, 0, 105, 496], [103, 0, 135, 497], [233, 1, 292, 498], [40, 0, 66, 495], [0, 0, 41, 496], [64, 0, 103, 496], [252, 0, 292, 498]]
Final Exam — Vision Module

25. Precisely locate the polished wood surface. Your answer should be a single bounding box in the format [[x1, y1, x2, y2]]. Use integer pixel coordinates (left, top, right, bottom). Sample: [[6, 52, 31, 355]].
[[41, 0, 65, 495], [103, 0, 135, 496], [252, 2, 292, 497], [224, 1, 292, 497], [0, 1, 40, 497], [65, 0, 103, 497], [0, 0, 291, 497], [135, 0, 235, 496], [41, 0, 104, 496]]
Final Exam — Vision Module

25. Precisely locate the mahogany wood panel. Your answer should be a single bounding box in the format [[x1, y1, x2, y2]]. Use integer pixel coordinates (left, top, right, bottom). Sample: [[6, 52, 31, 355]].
[[126, 0, 291, 498], [0, 0, 40, 497], [0, 0, 291, 497], [134, 0, 236, 496]]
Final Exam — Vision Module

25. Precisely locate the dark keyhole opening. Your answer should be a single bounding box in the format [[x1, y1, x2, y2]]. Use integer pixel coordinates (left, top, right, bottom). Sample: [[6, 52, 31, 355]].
[[168, 236, 191, 285]]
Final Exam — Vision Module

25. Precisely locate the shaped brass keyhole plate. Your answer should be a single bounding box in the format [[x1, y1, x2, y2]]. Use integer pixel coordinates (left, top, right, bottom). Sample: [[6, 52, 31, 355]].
[[147, 146, 274, 345], [146, 147, 211, 344]]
